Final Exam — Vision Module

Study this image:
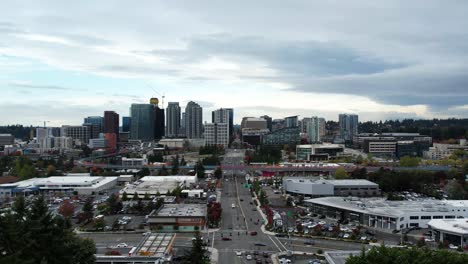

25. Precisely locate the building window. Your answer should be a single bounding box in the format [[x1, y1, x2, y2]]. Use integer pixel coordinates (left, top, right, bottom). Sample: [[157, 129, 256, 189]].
[[433, 216, 443, 219], [400, 217, 404, 221], [410, 216, 419, 220], [421, 216, 431, 220], [445, 215, 455, 219]]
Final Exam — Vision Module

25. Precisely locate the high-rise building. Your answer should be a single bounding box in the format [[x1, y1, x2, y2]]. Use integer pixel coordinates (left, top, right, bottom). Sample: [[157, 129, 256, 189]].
[[166, 102, 181, 138], [130, 104, 154, 141], [104, 111, 119, 140], [84, 116, 104, 139], [0, 134, 14, 147], [212, 108, 234, 137], [241, 117, 267, 130], [36, 127, 53, 140], [185, 101, 203, 139], [260, 115, 273, 131], [61, 126, 90, 145], [339, 114, 359, 141], [319, 118, 326, 138], [205, 123, 229, 147], [285, 116, 299, 128], [122, 117, 131, 132], [307, 117, 321, 143], [153, 106, 165, 140]]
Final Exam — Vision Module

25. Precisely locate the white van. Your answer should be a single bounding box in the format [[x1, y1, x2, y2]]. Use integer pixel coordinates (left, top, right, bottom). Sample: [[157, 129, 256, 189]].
[[231, 204, 236, 209]]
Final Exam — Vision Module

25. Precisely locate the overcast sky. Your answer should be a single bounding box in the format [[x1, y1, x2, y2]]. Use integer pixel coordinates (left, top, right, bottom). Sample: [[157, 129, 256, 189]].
[[1, 0, 467, 126]]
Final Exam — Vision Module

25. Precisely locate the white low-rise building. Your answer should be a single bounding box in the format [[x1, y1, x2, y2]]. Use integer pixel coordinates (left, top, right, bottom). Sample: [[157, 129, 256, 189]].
[[122, 156, 148, 167], [120, 175, 197, 199], [283, 178, 380, 197], [428, 219, 468, 248], [0, 175, 117, 197], [305, 196, 468, 231]]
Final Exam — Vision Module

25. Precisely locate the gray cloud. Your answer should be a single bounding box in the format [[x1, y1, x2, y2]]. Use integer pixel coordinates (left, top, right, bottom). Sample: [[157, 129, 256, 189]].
[[10, 82, 75, 91]]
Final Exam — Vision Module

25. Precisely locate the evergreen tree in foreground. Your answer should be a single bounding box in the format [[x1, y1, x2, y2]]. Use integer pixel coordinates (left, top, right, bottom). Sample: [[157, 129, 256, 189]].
[[0, 196, 96, 264]]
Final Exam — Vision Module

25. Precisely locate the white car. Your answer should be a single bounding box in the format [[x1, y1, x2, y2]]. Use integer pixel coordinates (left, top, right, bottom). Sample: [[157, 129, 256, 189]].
[[448, 244, 458, 250], [360, 236, 367, 241], [279, 258, 292, 264], [246, 254, 252, 260], [343, 233, 350, 239], [236, 251, 242, 256], [116, 243, 129, 248], [424, 238, 435, 242], [318, 221, 326, 225]]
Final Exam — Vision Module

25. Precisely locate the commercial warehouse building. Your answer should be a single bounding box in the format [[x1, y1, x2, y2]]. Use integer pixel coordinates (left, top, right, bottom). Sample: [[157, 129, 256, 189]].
[[283, 178, 380, 197], [305, 197, 468, 231], [119, 175, 197, 199], [428, 219, 468, 248], [0, 175, 117, 197], [147, 204, 206, 232]]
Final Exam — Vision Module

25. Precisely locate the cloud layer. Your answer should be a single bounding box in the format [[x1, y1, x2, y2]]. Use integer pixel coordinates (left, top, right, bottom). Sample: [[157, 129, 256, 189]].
[[0, 0, 467, 125]]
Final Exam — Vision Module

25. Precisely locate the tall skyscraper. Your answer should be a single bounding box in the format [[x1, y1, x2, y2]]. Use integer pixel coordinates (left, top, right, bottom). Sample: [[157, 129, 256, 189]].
[[185, 101, 203, 139], [130, 104, 154, 141], [339, 114, 359, 141], [61, 125, 90, 145], [104, 111, 119, 140], [122, 116, 131, 132], [318, 117, 326, 138], [166, 102, 181, 138], [307, 117, 321, 143], [212, 108, 233, 136], [153, 106, 165, 140]]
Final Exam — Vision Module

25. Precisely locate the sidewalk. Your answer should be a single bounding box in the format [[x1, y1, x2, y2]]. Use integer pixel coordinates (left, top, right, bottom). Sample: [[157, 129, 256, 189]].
[[252, 194, 276, 236], [207, 247, 219, 264]]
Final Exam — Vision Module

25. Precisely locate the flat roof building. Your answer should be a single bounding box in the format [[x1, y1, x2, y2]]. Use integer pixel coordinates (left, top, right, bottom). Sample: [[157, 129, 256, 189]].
[[305, 197, 468, 231], [428, 219, 468, 248], [147, 204, 206, 232], [283, 178, 380, 197], [119, 175, 197, 199], [0, 175, 117, 196]]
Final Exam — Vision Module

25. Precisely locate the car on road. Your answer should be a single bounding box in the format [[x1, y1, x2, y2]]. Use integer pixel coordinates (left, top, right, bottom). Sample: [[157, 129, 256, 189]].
[[232, 204, 236, 208], [279, 258, 291, 264], [275, 233, 286, 237], [263, 252, 269, 257], [304, 240, 315, 245], [256, 259, 263, 264], [116, 243, 129, 248], [221, 237, 232, 241], [142, 232, 151, 236], [246, 255, 253, 260], [308, 259, 321, 264], [236, 251, 243, 256], [250, 231, 258, 236], [252, 208, 257, 211], [254, 242, 266, 246]]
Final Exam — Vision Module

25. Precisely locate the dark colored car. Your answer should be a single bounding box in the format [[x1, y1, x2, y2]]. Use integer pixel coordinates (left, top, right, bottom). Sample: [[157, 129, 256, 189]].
[[254, 242, 266, 247], [250, 231, 258, 236], [222, 237, 232, 241], [275, 233, 286, 237], [263, 252, 269, 257], [304, 240, 315, 245]]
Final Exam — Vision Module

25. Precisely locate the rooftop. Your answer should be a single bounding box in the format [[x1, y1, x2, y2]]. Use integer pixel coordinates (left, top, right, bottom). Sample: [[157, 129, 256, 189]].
[[428, 219, 468, 235], [305, 197, 468, 218], [284, 178, 378, 186], [153, 204, 206, 218]]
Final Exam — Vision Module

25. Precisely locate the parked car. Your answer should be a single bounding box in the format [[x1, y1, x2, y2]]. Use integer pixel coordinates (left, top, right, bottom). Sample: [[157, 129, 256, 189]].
[[116, 243, 128, 248], [236, 251, 243, 256], [246, 255, 253, 260]]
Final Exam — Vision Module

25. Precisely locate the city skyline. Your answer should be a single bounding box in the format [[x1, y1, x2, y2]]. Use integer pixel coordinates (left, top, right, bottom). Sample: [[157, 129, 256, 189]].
[[1, 0, 468, 126]]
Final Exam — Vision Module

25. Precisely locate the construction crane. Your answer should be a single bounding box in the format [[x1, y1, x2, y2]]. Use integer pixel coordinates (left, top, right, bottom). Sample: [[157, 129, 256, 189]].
[[145, 83, 166, 108]]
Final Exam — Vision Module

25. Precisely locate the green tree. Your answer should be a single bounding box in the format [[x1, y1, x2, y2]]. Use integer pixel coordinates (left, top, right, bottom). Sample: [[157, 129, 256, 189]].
[[171, 156, 180, 175], [214, 167, 223, 179], [399, 156, 420, 167], [182, 232, 209, 264], [121, 192, 128, 201], [0, 196, 96, 264], [46, 164, 57, 176], [196, 161, 205, 178], [334, 167, 348, 179], [445, 180, 466, 200], [106, 193, 122, 214]]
